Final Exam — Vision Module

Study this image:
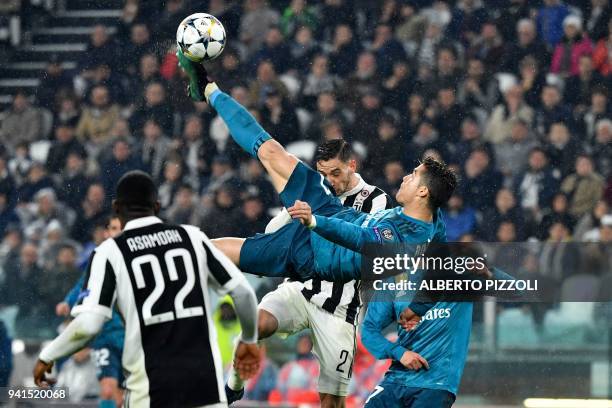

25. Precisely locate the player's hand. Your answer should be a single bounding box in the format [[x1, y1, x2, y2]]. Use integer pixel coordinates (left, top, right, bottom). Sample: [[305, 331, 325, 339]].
[[400, 350, 429, 371], [234, 341, 261, 380], [33, 359, 56, 388], [398, 307, 421, 331], [176, 49, 218, 102], [55, 302, 70, 317], [287, 200, 313, 227]]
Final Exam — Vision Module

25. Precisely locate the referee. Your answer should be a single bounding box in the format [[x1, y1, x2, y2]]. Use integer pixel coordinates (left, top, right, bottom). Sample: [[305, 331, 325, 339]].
[[34, 171, 260, 408]]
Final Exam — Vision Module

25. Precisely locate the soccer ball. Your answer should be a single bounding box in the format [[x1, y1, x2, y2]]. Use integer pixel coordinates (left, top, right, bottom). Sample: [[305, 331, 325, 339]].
[[176, 13, 226, 62]]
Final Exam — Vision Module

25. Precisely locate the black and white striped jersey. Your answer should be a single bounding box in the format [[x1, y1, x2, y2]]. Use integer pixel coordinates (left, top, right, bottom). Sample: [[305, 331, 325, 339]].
[[298, 174, 394, 324], [72, 216, 247, 408]]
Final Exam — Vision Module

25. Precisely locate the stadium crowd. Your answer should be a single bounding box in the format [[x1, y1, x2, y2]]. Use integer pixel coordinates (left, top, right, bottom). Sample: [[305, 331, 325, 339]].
[[1, 0, 612, 404]]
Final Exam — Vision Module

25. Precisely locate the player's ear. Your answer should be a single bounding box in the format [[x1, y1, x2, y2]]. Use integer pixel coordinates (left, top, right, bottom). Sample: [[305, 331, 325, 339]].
[[417, 185, 429, 198], [348, 159, 357, 172]]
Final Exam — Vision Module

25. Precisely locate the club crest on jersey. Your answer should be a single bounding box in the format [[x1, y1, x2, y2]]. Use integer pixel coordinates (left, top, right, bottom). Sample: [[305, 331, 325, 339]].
[[381, 228, 394, 241]]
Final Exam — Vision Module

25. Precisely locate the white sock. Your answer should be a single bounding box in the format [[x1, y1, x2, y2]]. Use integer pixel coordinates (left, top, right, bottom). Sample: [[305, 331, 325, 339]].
[[227, 366, 244, 391]]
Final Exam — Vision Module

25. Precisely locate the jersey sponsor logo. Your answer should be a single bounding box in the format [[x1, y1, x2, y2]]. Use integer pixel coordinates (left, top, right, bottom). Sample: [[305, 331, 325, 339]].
[[126, 230, 183, 252], [421, 307, 451, 321]]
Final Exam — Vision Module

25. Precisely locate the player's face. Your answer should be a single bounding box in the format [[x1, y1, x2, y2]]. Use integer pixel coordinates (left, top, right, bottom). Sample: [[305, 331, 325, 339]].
[[396, 164, 427, 205], [316, 158, 355, 196], [106, 218, 123, 238]]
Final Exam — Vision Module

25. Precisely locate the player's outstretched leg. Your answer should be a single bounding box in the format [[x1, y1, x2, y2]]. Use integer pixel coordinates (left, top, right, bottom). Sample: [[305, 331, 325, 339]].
[[178, 50, 298, 193]]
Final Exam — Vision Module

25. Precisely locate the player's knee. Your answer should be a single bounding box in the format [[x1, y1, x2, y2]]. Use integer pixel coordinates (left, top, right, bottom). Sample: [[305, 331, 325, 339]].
[[257, 309, 278, 339], [257, 139, 285, 162]]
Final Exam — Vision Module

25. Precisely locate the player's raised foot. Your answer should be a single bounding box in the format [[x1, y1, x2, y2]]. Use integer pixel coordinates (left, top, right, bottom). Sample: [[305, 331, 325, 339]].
[[176, 49, 212, 102], [225, 384, 244, 405]]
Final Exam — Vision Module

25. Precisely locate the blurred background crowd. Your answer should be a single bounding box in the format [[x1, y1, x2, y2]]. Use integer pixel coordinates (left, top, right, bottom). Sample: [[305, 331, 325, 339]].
[[0, 0, 611, 405]]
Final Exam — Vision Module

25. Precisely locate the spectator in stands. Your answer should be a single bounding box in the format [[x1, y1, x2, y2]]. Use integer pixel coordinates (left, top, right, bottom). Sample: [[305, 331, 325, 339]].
[[78, 24, 119, 74], [539, 219, 580, 281], [1, 242, 42, 324], [248, 60, 289, 107], [382, 60, 413, 113], [446, 0, 489, 44], [371, 23, 407, 77], [536, 0, 570, 47], [0, 91, 42, 150], [240, 158, 277, 208], [202, 155, 240, 197], [300, 55, 340, 111], [593, 19, 612, 75], [234, 194, 270, 237], [544, 122, 579, 177], [551, 15, 594, 78], [495, 119, 538, 183], [328, 24, 362, 77], [156, 0, 187, 43], [377, 160, 404, 199], [442, 193, 477, 241], [56, 152, 89, 211], [501, 18, 551, 74], [575, 199, 609, 240], [457, 57, 497, 112], [564, 55, 604, 111], [180, 114, 218, 188], [261, 88, 300, 145], [469, 22, 505, 76], [481, 188, 527, 241], [408, 119, 445, 166], [451, 115, 491, 166], [587, 0, 611, 42], [164, 184, 202, 226], [433, 86, 466, 143], [239, 0, 280, 56], [280, 0, 319, 39], [8, 142, 32, 187], [561, 154, 605, 217], [133, 53, 163, 97], [76, 85, 120, 154], [122, 23, 155, 75], [352, 88, 386, 146], [200, 184, 239, 238], [15, 163, 54, 204], [274, 334, 319, 405], [518, 55, 547, 110], [307, 92, 350, 141], [250, 27, 292, 74], [46, 125, 86, 175], [539, 192, 576, 240], [100, 138, 142, 197], [341, 51, 379, 109], [591, 119, 612, 177], [579, 87, 610, 141], [130, 81, 174, 136], [158, 159, 184, 210], [0, 188, 17, 239], [535, 85, 573, 137], [71, 183, 108, 242], [364, 115, 407, 181], [515, 147, 560, 217], [139, 119, 171, 183], [54, 94, 81, 128], [39, 244, 81, 312], [37, 54, 73, 110], [485, 83, 534, 144], [460, 147, 504, 210], [290, 26, 321, 76]]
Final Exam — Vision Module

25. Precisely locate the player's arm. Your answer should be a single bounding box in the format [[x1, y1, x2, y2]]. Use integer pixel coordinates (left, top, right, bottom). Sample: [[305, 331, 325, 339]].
[[200, 232, 260, 379], [362, 301, 408, 361], [35, 247, 116, 386], [288, 200, 401, 252]]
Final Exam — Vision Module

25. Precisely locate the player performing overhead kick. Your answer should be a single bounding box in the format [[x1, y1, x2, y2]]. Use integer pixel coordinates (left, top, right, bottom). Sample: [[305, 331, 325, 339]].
[[178, 49, 454, 299]]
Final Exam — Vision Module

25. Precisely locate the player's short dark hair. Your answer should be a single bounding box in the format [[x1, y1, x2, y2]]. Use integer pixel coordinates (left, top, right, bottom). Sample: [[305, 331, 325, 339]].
[[314, 139, 353, 163], [115, 170, 158, 212], [420, 156, 457, 211]]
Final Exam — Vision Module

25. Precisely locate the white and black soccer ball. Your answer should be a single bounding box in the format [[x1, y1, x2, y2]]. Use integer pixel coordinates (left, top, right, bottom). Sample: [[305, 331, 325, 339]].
[[176, 13, 226, 62]]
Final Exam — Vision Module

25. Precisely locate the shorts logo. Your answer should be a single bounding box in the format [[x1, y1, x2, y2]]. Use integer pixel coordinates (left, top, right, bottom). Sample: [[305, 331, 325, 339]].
[[381, 228, 394, 241], [360, 190, 370, 197]]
